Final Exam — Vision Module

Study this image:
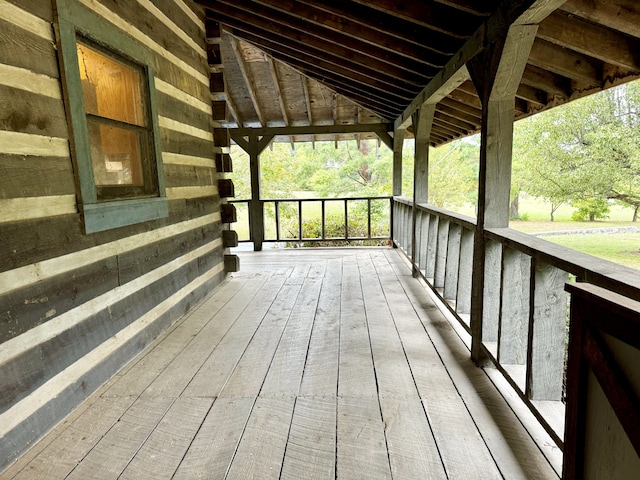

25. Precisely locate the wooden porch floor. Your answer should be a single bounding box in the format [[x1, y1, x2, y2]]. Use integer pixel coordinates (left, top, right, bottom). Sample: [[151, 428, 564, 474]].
[[2, 248, 560, 479]]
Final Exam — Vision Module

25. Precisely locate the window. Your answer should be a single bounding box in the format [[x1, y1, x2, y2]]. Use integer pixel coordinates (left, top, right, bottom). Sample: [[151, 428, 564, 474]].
[[56, 0, 167, 233]]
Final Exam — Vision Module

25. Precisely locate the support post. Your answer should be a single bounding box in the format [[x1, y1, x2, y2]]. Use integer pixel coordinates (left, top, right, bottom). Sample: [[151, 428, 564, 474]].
[[468, 24, 538, 364], [392, 128, 406, 197], [230, 130, 274, 251], [411, 105, 434, 277]]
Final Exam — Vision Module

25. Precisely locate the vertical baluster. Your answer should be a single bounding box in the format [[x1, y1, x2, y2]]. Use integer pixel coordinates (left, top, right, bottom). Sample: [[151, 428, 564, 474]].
[[482, 239, 502, 354], [367, 198, 372, 239], [498, 247, 531, 391], [527, 259, 568, 400], [275, 201, 280, 242], [426, 215, 438, 281], [434, 219, 450, 289], [444, 223, 462, 302], [456, 228, 474, 326], [298, 200, 303, 240], [321, 200, 326, 240], [419, 212, 429, 276], [344, 199, 349, 240]]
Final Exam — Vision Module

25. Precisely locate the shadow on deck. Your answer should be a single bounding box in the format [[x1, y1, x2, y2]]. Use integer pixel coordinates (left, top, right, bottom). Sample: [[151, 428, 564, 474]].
[[1, 247, 561, 479]]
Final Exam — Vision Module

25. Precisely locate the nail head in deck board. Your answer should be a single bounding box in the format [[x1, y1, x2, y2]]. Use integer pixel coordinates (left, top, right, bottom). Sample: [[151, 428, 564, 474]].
[[64, 396, 176, 480], [173, 397, 255, 479], [260, 276, 323, 397], [280, 396, 336, 479], [337, 395, 392, 479], [119, 396, 215, 480], [395, 273, 558, 478], [181, 269, 292, 398], [225, 396, 296, 479], [218, 282, 303, 398], [137, 273, 273, 399], [298, 258, 341, 397], [5, 396, 135, 479]]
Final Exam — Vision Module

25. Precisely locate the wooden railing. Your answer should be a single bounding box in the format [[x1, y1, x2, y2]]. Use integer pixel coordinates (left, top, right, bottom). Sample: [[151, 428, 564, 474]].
[[230, 196, 392, 244], [563, 283, 640, 479], [392, 196, 640, 449]]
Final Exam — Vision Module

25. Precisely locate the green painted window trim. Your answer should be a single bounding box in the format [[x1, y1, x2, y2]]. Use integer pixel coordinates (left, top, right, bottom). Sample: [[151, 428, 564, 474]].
[[55, 0, 167, 234]]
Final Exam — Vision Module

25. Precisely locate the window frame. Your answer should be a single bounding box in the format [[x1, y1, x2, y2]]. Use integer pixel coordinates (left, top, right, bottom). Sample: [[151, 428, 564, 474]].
[[55, 0, 167, 234]]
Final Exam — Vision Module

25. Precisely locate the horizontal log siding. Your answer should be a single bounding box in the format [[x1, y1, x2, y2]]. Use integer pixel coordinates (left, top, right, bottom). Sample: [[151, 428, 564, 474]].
[[0, 0, 224, 471]]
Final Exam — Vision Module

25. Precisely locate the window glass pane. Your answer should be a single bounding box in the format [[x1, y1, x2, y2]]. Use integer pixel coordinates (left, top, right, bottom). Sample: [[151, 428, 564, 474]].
[[87, 119, 145, 186], [77, 42, 146, 127]]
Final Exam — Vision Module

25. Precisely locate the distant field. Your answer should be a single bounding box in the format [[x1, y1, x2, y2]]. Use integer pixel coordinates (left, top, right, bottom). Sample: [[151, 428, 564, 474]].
[[232, 194, 640, 271]]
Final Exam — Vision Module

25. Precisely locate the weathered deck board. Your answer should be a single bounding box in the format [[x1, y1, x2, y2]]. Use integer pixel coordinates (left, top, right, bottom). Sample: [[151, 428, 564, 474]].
[[1, 248, 560, 480]]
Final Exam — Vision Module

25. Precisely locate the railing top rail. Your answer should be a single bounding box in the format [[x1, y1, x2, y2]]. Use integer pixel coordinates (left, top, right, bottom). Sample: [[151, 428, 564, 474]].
[[392, 197, 477, 230], [487, 227, 640, 302], [231, 196, 392, 203], [262, 196, 393, 203]]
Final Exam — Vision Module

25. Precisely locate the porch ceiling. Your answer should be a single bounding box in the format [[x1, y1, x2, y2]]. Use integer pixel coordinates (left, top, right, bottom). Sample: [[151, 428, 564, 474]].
[[197, 0, 640, 147]]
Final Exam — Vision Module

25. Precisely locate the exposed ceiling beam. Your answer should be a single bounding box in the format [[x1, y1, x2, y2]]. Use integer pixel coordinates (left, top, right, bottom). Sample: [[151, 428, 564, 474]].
[[205, 0, 437, 81], [216, 20, 429, 92], [447, 88, 482, 110], [230, 30, 421, 100], [230, 123, 392, 137], [266, 57, 294, 146], [232, 36, 414, 114], [351, 0, 483, 38], [561, 0, 640, 39], [435, 0, 498, 16], [516, 83, 547, 106], [538, 10, 640, 71], [522, 64, 571, 97], [434, 110, 477, 132], [394, 0, 569, 130], [302, 77, 313, 126], [528, 38, 602, 85], [251, 0, 449, 67], [229, 36, 265, 126]]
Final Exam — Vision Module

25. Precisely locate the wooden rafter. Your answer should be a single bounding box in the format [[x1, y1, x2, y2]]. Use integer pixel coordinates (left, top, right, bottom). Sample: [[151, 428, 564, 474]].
[[528, 38, 602, 85], [230, 30, 421, 101], [351, 0, 483, 38], [538, 10, 640, 71], [229, 36, 266, 126], [266, 57, 294, 147], [251, 0, 449, 67], [561, 0, 640, 39], [205, 0, 436, 83], [302, 76, 313, 126]]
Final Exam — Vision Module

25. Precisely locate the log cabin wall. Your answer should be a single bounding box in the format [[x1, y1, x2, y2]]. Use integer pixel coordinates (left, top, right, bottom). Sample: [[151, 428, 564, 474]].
[[0, 0, 227, 469]]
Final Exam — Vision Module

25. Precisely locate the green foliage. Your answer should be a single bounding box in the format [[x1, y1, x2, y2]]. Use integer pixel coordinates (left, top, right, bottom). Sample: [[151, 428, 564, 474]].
[[281, 213, 388, 247], [570, 198, 610, 222], [513, 81, 640, 221]]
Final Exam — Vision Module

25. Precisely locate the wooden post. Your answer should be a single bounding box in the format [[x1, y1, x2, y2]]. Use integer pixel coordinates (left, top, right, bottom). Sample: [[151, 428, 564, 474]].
[[230, 131, 274, 251], [392, 128, 406, 197], [411, 105, 434, 277], [468, 24, 538, 364]]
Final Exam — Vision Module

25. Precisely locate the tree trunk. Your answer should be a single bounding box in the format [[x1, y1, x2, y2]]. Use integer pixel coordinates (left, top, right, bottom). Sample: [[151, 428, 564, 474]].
[[550, 204, 555, 222], [633, 206, 638, 222], [510, 192, 520, 219]]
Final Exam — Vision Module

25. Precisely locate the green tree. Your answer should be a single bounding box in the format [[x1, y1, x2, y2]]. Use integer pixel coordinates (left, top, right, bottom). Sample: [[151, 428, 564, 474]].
[[513, 81, 640, 221]]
